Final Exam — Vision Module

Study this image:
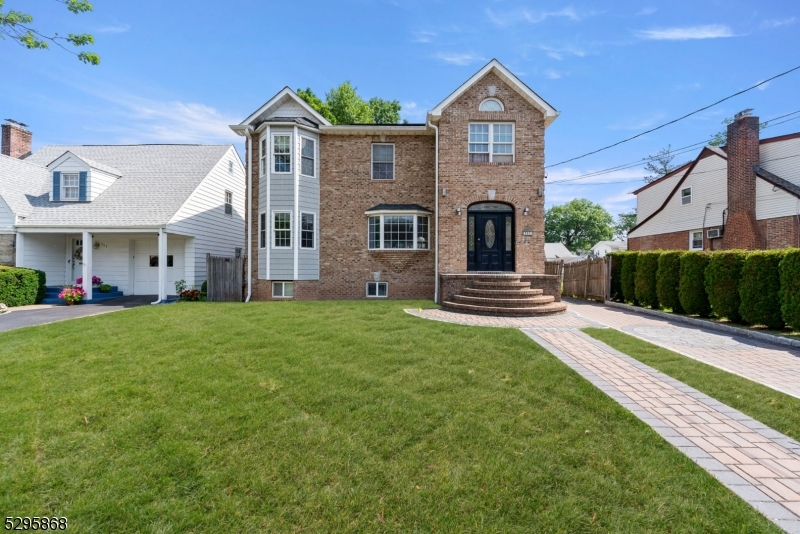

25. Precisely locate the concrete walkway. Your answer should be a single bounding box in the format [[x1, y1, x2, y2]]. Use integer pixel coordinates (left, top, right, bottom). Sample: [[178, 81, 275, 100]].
[[407, 303, 800, 532], [0, 295, 156, 333]]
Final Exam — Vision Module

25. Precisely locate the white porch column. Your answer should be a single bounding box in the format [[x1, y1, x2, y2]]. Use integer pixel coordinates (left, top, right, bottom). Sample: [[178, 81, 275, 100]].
[[82, 231, 93, 301], [158, 229, 168, 301], [14, 232, 24, 267]]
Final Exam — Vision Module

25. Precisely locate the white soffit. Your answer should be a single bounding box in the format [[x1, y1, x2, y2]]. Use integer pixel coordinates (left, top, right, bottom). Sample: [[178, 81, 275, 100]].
[[236, 87, 332, 128], [428, 59, 559, 127]]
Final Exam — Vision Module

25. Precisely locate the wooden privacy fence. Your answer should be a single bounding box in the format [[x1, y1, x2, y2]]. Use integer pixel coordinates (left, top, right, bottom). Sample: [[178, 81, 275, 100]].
[[562, 256, 607, 301], [206, 253, 244, 302], [544, 259, 564, 277]]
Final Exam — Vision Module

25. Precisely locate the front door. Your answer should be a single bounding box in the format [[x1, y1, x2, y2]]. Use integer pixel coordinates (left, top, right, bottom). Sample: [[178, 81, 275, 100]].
[[467, 203, 514, 272]]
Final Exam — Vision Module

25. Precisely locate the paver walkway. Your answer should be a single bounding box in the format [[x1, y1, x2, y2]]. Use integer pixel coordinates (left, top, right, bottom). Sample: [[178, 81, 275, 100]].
[[406, 303, 800, 532]]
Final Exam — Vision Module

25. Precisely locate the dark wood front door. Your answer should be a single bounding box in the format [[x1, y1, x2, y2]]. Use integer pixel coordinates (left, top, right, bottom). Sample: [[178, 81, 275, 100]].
[[467, 207, 514, 272]]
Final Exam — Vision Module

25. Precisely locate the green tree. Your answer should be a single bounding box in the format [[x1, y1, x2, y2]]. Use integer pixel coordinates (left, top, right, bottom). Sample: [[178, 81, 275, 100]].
[[614, 209, 637, 240], [544, 199, 614, 253], [0, 0, 99, 65], [708, 116, 767, 147], [297, 82, 402, 125], [643, 145, 686, 183]]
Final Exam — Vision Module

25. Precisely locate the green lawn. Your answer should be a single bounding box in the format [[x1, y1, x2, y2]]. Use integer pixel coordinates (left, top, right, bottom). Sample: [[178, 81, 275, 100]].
[[0, 301, 781, 533], [584, 327, 800, 441]]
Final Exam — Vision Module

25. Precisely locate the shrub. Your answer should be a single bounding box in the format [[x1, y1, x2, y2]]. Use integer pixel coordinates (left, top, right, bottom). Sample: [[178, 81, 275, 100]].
[[679, 252, 711, 317], [705, 251, 745, 322], [739, 250, 785, 329], [606, 252, 625, 302], [781, 250, 800, 331], [634, 251, 660, 308], [99, 283, 112, 293], [180, 289, 203, 302], [656, 251, 684, 313], [201, 280, 208, 296], [0, 266, 46, 307], [621, 252, 639, 304]]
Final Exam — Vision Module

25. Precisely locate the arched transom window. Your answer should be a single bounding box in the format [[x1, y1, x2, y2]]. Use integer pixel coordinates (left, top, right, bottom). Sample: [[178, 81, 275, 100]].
[[479, 98, 504, 112]]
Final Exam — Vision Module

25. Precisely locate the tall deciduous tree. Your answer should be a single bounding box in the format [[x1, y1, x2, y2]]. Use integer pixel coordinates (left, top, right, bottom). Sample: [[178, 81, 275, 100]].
[[614, 209, 637, 240], [545, 199, 614, 253], [297, 82, 402, 125], [0, 0, 99, 64], [642, 145, 685, 183]]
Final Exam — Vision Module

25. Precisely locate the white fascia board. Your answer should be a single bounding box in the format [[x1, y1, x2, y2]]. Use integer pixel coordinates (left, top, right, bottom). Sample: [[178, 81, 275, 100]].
[[45, 150, 81, 170], [239, 87, 332, 127], [428, 59, 559, 127], [256, 122, 319, 135], [16, 226, 163, 233], [321, 125, 432, 136]]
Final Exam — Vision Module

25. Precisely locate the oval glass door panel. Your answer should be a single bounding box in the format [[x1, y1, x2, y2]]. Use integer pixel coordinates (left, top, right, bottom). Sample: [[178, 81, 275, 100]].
[[485, 219, 496, 248]]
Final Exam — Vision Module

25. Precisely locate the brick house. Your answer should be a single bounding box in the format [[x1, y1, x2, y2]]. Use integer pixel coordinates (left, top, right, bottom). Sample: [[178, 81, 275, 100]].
[[628, 112, 800, 251], [230, 59, 566, 314]]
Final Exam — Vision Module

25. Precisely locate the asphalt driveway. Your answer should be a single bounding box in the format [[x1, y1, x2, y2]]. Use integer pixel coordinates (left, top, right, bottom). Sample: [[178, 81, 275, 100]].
[[0, 296, 156, 333]]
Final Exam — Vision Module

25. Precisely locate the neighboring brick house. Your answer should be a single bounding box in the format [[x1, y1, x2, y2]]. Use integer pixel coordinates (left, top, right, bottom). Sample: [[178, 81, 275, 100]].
[[628, 112, 800, 251], [231, 59, 566, 314]]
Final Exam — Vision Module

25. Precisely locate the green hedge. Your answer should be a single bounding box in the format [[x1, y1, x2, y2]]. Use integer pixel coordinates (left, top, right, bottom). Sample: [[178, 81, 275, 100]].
[[705, 251, 745, 322], [739, 251, 785, 329], [780, 250, 800, 331], [679, 252, 711, 317], [656, 251, 684, 313], [621, 252, 639, 305], [634, 251, 660, 308], [0, 266, 47, 307], [607, 252, 625, 302]]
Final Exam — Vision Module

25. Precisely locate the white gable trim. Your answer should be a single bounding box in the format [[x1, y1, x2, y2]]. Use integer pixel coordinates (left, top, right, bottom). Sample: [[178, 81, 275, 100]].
[[45, 151, 122, 177], [428, 59, 558, 127], [237, 87, 332, 128]]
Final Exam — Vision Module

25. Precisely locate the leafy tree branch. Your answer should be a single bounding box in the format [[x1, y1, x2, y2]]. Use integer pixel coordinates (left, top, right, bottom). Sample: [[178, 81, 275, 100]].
[[298, 82, 403, 125]]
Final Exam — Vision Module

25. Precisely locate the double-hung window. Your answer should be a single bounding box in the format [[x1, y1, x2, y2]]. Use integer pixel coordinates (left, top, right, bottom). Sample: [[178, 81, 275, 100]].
[[301, 137, 315, 177], [367, 214, 429, 250], [260, 138, 268, 176], [273, 135, 291, 173], [301, 212, 315, 249], [469, 123, 514, 163], [690, 230, 703, 251], [224, 190, 232, 215], [681, 187, 692, 205], [62, 173, 79, 200], [372, 144, 394, 180], [259, 212, 267, 249], [273, 212, 291, 248]]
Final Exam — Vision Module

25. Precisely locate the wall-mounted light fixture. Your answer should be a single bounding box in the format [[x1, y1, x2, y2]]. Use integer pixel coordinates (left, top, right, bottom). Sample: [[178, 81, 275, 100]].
[[537, 187, 544, 197], [456, 207, 462, 216], [442, 187, 447, 197], [523, 207, 530, 216]]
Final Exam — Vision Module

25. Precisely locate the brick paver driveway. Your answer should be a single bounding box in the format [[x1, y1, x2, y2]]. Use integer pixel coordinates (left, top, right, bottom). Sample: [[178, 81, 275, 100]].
[[407, 302, 800, 532]]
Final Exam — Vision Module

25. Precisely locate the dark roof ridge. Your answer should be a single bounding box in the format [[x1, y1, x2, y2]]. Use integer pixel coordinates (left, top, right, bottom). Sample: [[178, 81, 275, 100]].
[[755, 166, 800, 199]]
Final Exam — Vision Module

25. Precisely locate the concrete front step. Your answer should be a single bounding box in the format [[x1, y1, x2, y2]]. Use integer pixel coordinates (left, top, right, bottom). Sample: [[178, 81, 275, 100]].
[[463, 287, 543, 297], [442, 301, 568, 317], [452, 294, 555, 308], [471, 280, 530, 289]]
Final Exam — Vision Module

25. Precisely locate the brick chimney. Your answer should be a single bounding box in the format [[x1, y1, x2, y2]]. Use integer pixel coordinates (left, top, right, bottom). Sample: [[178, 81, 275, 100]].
[[1, 120, 32, 159], [721, 111, 765, 250]]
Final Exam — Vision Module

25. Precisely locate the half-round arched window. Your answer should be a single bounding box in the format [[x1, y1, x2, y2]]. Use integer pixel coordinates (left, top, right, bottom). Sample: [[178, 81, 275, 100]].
[[479, 98, 504, 112]]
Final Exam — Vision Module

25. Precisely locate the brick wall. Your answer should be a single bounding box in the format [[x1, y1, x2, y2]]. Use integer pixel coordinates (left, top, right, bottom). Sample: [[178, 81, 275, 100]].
[[760, 215, 800, 249], [438, 71, 546, 274], [1, 123, 32, 159], [0, 234, 15, 266]]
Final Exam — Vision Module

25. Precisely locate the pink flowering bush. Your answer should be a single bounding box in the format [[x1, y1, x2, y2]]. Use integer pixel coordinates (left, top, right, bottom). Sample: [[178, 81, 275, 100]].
[[75, 276, 102, 285], [59, 286, 86, 304]]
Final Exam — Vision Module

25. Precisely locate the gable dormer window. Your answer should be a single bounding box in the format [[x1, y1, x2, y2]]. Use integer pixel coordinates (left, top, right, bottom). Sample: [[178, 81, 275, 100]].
[[62, 173, 80, 200], [479, 98, 504, 112]]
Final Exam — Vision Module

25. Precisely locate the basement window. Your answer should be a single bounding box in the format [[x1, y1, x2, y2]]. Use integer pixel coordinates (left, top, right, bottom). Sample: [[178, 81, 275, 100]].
[[366, 281, 388, 298], [681, 187, 692, 205], [272, 281, 294, 298]]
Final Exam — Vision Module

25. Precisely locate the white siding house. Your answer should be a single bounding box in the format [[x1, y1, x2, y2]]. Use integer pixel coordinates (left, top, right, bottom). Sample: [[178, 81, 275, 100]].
[[0, 144, 245, 302]]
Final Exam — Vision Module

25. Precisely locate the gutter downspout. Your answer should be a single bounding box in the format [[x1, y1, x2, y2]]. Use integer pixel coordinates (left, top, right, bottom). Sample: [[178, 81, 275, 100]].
[[244, 126, 253, 302], [428, 118, 439, 303]]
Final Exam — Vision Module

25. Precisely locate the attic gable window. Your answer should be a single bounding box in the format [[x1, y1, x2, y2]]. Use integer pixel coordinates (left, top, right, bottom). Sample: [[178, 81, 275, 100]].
[[62, 173, 79, 200], [479, 98, 504, 112]]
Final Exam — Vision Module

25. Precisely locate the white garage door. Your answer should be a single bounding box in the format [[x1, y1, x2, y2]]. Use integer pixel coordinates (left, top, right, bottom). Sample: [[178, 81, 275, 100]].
[[133, 239, 184, 295]]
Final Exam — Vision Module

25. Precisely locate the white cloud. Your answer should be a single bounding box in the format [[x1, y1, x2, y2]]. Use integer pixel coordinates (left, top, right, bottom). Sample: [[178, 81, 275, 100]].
[[401, 101, 426, 122], [544, 69, 564, 79], [760, 17, 796, 29], [636, 7, 657, 16], [433, 52, 485, 66], [635, 24, 735, 40], [486, 6, 589, 28], [757, 80, 771, 91], [607, 113, 666, 131], [412, 30, 437, 43], [96, 23, 131, 34], [538, 44, 586, 61]]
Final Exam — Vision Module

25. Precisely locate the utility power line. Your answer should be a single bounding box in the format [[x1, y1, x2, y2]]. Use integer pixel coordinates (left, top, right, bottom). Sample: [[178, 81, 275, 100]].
[[545, 64, 800, 169]]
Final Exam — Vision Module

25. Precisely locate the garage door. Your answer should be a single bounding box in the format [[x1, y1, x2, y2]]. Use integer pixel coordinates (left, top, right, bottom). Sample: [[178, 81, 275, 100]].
[[133, 239, 184, 295]]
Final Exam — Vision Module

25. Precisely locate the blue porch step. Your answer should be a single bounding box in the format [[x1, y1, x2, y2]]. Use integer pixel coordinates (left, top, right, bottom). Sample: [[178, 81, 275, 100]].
[[41, 286, 124, 305]]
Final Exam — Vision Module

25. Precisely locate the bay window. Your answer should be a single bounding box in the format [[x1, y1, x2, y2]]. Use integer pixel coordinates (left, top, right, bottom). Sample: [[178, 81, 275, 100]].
[[368, 214, 429, 250]]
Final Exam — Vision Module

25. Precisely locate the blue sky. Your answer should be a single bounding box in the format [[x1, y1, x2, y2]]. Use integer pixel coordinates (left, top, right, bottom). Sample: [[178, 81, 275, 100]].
[[2, 0, 799, 218]]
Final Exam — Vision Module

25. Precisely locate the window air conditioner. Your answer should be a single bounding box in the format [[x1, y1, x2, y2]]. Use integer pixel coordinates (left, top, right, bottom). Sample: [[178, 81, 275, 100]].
[[707, 228, 722, 239]]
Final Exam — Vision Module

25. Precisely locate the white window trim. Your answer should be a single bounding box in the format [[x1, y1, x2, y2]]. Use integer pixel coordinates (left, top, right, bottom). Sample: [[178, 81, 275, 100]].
[[272, 281, 294, 299], [272, 133, 292, 175], [371, 143, 395, 180], [468, 123, 515, 163], [258, 211, 267, 249], [259, 138, 268, 177], [272, 210, 292, 249], [61, 172, 80, 201], [366, 212, 430, 251], [689, 230, 703, 251], [366, 281, 388, 298], [224, 190, 233, 216], [299, 135, 316, 178], [479, 98, 504, 112], [300, 211, 316, 250], [681, 187, 692, 206]]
